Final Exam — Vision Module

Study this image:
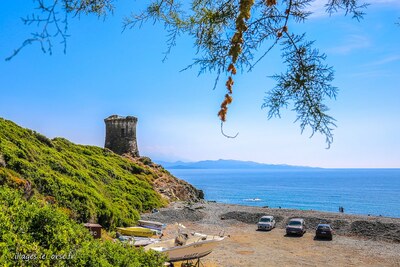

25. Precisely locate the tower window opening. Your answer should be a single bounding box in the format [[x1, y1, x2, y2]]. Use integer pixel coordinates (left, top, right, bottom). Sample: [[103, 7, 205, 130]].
[[121, 128, 125, 137]]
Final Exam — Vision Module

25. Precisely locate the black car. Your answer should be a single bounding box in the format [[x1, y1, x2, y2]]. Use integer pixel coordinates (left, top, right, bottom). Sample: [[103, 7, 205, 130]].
[[315, 224, 333, 240]]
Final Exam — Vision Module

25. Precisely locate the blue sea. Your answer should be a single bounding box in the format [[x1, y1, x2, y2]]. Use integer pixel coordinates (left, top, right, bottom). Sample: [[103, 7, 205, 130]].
[[169, 168, 400, 218]]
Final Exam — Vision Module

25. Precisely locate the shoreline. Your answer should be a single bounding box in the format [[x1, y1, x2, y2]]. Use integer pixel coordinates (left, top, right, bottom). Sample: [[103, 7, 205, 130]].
[[141, 201, 400, 266], [205, 200, 400, 220], [169, 168, 400, 219]]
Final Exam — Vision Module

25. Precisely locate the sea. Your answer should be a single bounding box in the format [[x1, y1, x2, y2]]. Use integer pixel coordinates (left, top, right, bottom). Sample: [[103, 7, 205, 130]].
[[169, 168, 400, 218]]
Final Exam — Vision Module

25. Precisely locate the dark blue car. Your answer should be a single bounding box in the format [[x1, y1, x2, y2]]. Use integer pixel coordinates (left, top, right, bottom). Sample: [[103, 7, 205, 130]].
[[315, 224, 333, 240]]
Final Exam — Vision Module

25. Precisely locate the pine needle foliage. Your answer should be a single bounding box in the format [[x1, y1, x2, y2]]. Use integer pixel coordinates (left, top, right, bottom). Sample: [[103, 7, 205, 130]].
[[263, 33, 338, 147], [7, 0, 370, 146], [126, 0, 367, 147]]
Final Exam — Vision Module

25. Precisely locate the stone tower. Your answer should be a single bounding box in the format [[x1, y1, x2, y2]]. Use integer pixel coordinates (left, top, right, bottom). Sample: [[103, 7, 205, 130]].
[[104, 115, 139, 157]]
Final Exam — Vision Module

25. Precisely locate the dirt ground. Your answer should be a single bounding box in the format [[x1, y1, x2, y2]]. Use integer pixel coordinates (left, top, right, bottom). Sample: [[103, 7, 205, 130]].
[[172, 222, 400, 267], [142, 202, 400, 267]]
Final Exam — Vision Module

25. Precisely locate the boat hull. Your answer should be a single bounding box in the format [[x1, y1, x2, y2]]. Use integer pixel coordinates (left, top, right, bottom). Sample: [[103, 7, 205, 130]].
[[138, 219, 166, 231], [117, 227, 157, 237], [145, 235, 225, 262], [133, 237, 160, 247]]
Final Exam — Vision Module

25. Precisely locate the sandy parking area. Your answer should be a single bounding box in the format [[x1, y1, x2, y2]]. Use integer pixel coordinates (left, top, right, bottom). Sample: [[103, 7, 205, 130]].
[[176, 222, 400, 266], [143, 202, 400, 267]]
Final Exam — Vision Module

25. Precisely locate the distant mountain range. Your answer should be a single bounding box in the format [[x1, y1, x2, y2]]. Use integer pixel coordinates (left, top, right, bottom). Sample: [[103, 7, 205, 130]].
[[155, 159, 318, 170]]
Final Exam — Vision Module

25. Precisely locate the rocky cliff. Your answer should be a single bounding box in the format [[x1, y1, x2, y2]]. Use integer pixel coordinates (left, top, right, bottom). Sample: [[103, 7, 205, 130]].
[[126, 156, 204, 203]]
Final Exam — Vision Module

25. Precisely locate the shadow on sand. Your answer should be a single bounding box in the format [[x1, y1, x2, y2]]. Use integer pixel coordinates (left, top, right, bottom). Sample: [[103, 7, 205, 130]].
[[313, 236, 333, 241], [284, 234, 304, 238]]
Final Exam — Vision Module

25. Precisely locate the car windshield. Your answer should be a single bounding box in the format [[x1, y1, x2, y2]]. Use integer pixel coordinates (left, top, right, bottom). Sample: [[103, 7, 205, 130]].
[[260, 218, 271, 222], [289, 221, 301, 226], [318, 225, 330, 230]]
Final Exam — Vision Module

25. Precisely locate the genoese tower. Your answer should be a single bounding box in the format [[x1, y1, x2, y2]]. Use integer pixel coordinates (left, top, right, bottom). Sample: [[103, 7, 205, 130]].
[[104, 115, 139, 157]]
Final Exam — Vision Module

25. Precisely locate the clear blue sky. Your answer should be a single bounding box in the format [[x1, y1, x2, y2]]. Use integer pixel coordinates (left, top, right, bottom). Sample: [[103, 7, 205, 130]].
[[1, 0, 399, 168]]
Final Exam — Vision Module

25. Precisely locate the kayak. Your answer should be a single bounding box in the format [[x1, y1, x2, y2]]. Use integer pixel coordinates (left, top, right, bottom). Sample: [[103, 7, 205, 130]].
[[117, 226, 159, 237]]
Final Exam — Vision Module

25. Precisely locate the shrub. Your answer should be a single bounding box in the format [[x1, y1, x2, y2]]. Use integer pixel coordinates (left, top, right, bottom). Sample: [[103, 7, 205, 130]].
[[0, 187, 167, 266]]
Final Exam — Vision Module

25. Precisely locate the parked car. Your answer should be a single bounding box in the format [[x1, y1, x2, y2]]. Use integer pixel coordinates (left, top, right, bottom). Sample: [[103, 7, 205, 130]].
[[257, 215, 276, 231], [286, 218, 306, 236], [315, 224, 333, 240]]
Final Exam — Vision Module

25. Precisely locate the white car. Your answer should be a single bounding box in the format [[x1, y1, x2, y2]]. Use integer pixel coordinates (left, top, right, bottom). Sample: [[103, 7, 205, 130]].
[[257, 215, 276, 231]]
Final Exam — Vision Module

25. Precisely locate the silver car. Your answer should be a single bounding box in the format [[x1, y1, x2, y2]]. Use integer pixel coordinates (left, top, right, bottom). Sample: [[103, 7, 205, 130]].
[[286, 218, 306, 236], [257, 216, 276, 231]]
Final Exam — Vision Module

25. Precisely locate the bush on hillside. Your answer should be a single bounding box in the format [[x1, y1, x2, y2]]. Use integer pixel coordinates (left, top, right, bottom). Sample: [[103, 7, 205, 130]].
[[0, 187, 167, 266]]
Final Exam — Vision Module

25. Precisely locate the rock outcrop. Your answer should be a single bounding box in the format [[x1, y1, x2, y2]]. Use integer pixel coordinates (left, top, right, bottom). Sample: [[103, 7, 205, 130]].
[[125, 156, 204, 203]]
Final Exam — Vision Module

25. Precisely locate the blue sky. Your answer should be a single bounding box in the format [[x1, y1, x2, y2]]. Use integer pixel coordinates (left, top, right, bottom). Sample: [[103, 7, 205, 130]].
[[0, 0, 399, 168]]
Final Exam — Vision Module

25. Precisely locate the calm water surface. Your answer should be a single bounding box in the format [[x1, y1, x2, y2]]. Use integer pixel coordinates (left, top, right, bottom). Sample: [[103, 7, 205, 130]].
[[169, 169, 400, 218]]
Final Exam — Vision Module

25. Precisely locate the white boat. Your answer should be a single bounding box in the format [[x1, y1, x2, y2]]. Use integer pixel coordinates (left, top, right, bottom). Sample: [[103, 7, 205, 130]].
[[244, 198, 261, 202], [117, 235, 160, 247], [133, 236, 161, 247], [138, 219, 166, 231], [144, 234, 225, 262]]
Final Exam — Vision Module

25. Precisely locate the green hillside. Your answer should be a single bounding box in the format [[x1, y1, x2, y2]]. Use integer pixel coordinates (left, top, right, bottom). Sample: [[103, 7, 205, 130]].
[[0, 118, 166, 229], [0, 187, 166, 266]]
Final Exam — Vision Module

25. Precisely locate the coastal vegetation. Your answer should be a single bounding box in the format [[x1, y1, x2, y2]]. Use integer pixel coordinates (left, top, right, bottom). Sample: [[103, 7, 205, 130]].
[[0, 117, 172, 265], [0, 118, 166, 229], [0, 187, 166, 266]]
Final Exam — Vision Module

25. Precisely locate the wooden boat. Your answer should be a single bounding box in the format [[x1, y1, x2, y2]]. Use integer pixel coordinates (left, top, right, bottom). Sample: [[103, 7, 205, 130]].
[[144, 234, 225, 262], [138, 219, 166, 231], [116, 226, 160, 237]]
